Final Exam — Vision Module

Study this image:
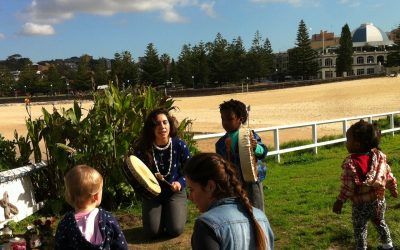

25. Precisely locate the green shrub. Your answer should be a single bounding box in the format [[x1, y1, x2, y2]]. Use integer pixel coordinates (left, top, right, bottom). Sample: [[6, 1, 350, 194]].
[[0, 134, 17, 170], [25, 84, 197, 212], [0, 132, 32, 170]]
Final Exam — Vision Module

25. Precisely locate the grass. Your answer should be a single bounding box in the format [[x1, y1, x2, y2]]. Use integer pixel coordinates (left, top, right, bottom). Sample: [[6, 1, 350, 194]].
[[264, 133, 400, 249], [11, 133, 400, 249]]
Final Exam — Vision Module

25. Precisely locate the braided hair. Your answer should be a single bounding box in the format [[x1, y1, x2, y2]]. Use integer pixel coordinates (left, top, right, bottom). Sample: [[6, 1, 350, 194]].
[[219, 99, 248, 124], [347, 119, 381, 153], [184, 153, 267, 250]]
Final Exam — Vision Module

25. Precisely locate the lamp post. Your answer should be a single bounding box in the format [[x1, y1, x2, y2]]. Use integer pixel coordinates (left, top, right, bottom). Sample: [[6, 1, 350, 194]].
[[24, 85, 27, 95], [50, 83, 53, 96], [192, 75, 194, 89], [66, 83, 70, 96]]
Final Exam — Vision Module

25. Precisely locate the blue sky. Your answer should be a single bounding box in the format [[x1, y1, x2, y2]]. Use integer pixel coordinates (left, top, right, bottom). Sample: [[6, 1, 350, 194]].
[[0, 0, 399, 63]]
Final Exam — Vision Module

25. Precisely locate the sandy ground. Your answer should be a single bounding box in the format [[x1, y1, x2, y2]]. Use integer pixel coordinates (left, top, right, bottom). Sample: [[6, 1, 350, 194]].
[[1, 77, 399, 152]]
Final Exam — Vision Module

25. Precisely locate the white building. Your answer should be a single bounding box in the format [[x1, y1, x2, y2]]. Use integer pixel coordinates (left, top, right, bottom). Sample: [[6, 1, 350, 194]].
[[319, 23, 394, 79], [274, 23, 396, 80]]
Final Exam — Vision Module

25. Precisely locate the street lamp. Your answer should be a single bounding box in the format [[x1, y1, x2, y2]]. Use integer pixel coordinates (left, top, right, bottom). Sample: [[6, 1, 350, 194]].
[[50, 83, 53, 96], [66, 83, 70, 96], [192, 75, 194, 89], [24, 85, 27, 95]]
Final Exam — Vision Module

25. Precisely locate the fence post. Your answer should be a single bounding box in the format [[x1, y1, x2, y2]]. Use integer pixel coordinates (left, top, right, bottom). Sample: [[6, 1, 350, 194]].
[[342, 120, 348, 138], [274, 128, 280, 163], [312, 124, 318, 154], [390, 113, 395, 137]]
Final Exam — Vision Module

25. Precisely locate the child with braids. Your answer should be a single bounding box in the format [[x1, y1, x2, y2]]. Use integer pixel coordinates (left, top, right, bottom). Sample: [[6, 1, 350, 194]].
[[333, 120, 397, 250], [216, 99, 268, 211], [184, 153, 274, 250]]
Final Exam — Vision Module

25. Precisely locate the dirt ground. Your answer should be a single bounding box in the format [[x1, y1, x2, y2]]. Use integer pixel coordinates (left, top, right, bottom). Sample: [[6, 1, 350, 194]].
[[1, 77, 400, 152]]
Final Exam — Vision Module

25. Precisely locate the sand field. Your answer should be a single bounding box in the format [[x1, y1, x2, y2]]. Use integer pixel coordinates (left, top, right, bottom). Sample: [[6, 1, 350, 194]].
[[1, 77, 399, 151]]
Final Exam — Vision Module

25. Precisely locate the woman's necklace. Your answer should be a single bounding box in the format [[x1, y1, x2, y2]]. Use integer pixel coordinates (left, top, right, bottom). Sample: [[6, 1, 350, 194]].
[[152, 138, 173, 177]]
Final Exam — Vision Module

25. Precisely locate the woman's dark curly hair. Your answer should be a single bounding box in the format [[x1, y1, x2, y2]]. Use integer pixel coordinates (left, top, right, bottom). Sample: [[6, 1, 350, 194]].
[[219, 99, 248, 124], [347, 119, 381, 152], [133, 108, 178, 165]]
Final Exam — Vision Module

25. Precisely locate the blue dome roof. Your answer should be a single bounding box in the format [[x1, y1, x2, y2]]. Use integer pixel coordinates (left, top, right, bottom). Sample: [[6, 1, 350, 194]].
[[352, 23, 393, 46]]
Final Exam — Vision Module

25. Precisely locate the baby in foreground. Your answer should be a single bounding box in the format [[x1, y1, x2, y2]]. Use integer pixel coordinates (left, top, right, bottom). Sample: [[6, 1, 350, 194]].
[[55, 165, 128, 250]]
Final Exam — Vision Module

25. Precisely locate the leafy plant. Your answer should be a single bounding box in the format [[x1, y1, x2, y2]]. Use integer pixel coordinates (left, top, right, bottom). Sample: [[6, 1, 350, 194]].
[[0, 134, 17, 170], [0, 132, 32, 170], [24, 84, 197, 210]]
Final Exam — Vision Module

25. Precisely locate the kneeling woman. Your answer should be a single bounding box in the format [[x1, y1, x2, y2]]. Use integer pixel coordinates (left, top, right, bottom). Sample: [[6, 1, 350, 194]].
[[184, 153, 274, 250], [134, 108, 191, 238]]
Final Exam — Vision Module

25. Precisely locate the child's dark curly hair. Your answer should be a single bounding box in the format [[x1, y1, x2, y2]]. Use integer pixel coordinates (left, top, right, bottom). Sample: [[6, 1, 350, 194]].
[[219, 99, 248, 124], [347, 119, 381, 152]]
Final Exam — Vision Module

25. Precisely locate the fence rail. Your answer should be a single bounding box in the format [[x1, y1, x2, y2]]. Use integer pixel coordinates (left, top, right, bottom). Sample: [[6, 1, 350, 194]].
[[193, 111, 400, 162]]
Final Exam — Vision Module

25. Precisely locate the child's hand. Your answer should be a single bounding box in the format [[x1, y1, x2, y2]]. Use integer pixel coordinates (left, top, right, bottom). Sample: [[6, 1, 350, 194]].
[[332, 199, 343, 214], [250, 136, 257, 151]]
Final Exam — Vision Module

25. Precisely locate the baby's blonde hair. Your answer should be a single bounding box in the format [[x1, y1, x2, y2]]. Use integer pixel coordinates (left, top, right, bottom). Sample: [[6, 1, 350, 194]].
[[64, 165, 103, 209]]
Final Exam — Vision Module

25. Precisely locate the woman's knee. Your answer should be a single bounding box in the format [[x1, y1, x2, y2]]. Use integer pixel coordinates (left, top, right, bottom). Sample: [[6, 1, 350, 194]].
[[165, 224, 185, 237]]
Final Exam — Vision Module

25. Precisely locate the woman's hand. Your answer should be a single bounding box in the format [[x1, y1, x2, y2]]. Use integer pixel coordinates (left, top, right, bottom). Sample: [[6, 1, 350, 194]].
[[170, 181, 181, 192]]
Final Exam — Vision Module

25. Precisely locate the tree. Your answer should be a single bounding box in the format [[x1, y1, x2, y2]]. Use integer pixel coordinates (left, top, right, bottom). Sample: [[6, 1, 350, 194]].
[[94, 58, 110, 87], [5, 54, 31, 71], [208, 33, 230, 85], [227, 36, 246, 82], [387, 24, 400, 67], [160, 53, 171, 83], [46, 65, 63, 93], [176, 44, 195, 88], [169, 59, 178, 85], [192, 42, 209, 88], [0, 71, 15, 96], [288, 20, 319, 80], [111, 51, 138, 88], [245, 31, 274, 82], [140, 43, 163, 85], [246, 31, 264, 82], [18, 63, 39, 95], [262, 37, 274, 78], [336, 24, 353, 76], [74, 54, 93, 91]]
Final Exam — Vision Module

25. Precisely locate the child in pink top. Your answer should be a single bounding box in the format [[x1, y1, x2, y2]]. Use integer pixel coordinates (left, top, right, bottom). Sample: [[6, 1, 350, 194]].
[[55, 165, 128, 250]]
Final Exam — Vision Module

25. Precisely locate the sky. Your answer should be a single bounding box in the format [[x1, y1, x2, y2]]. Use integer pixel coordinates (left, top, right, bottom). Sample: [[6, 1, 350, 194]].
[[0, 0, 399, 63]]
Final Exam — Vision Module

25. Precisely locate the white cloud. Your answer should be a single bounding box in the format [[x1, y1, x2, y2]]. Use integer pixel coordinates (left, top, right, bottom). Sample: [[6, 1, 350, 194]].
[[339, 0, 360, 7], [251, 0, 303, 6], [0, 33, 5, 39], [162, 9, 188, 23], [21, 22, 55, 36], [19, 0, 216, 35], [200, 1, 216, 17]]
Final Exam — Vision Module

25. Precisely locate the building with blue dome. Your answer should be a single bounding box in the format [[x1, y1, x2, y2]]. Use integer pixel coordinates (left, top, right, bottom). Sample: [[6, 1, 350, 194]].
[[315, 23, 394, 79], [274, 22, 396, 80]]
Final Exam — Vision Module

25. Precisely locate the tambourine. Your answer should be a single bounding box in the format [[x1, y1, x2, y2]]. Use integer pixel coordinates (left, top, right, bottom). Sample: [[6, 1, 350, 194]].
[[123, 155, 161, 199]]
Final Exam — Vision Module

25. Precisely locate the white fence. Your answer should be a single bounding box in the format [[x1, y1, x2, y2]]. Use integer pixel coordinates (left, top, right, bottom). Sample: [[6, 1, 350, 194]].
[[193, 111, 400, 162], [0, 161, 46, 228]]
